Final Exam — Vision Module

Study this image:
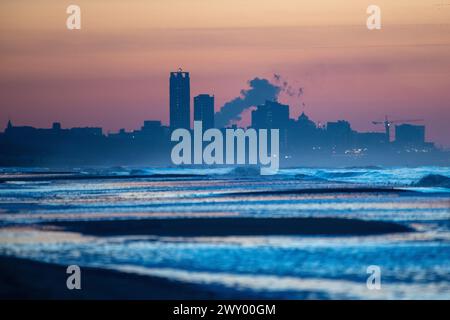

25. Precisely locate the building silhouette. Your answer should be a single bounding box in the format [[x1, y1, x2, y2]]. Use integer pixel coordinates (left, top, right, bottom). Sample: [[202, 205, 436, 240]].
[[251, 100, 289, 129], [251, 100, 290, 151], [0, 71, 447, 167], [194, 94, 214, 130], [170, 69, 190, 130], [287, 112, 324, 152], [395, 124, 425, 146], [326, 120, 353, 149]]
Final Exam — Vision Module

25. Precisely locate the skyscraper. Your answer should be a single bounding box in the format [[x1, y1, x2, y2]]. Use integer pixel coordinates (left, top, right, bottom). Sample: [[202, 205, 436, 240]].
[[194, 94, 214, 130], [251, 100, 289, 129], [251, 100, 290, 151], [170, 69, 190, 129]]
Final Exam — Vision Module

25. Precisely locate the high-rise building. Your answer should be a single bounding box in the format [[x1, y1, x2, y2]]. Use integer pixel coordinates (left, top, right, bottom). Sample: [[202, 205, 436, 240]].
[[170, 69, 190, 129], [395, 124, 425, 145], [251, 100, 289, 129], [194, 94, 214, 130], [251, 100, 290, 151]]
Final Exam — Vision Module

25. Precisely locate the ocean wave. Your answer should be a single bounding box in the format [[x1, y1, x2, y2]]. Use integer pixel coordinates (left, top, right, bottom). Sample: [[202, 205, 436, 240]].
[[317, 170, 368, 179], [111, 265, 450, 300], [414, 174, 450, 188], [294, 173, 327, 181], [227, 166, 262, 177]]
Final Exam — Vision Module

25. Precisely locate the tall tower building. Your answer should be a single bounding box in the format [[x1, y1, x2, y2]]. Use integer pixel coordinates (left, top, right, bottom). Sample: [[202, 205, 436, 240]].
[[251, 100, 289, 129], [194, 94, 214, 130], [170, 69, 190, 129], [251, 100, 290, 151]]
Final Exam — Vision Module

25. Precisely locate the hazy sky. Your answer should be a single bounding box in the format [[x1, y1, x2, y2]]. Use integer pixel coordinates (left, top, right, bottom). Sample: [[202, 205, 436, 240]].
[[1, 0, 450, 146]]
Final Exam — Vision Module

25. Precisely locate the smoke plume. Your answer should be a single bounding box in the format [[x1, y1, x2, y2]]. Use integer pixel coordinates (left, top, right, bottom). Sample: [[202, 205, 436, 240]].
[[273, 73, 304, 98], [214, 77, 281, 128]]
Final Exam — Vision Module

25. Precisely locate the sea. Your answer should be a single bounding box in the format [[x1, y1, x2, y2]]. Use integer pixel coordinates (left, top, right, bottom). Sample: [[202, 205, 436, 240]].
[[0, 166, 449, 299]]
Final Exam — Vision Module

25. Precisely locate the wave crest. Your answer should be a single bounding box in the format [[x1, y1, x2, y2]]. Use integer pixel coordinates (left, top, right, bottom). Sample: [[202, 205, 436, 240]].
[[414, 174, 450, 188]]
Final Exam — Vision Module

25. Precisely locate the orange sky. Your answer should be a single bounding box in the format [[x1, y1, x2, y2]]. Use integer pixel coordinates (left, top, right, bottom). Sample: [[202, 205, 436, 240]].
[[1, 0, 450, 146]]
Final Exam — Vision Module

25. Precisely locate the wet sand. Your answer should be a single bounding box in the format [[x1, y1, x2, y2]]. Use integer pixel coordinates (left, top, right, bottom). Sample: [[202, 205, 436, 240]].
[[44, 217, 413, 237], [0, 256, 225, 299], [0, 218, 415, 299]]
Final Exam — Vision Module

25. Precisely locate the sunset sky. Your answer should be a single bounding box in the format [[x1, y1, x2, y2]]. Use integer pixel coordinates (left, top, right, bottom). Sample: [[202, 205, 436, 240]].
[[1, 0, 450, 146]]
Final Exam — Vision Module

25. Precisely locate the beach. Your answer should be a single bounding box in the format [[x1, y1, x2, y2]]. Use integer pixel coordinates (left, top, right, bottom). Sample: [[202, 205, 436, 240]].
[[0, 166, 449, 299], [0, 256, 222, 299]]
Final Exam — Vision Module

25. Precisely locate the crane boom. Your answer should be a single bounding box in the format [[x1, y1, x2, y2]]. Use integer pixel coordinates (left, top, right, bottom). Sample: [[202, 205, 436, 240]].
[[371, 116, 424, 142]]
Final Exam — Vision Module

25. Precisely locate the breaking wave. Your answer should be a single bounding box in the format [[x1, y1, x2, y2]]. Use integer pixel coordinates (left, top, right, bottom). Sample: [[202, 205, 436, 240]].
[[414, 174, 450, 188]]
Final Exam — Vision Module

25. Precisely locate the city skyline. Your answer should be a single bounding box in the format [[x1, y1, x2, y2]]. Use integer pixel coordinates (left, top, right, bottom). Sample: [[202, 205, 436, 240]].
[[2, 66, 449, 148], [1, 1, 450, 147], [1, 2, 450, 303], [1, 69, 440, 150], [0, 69, 441, 166]]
